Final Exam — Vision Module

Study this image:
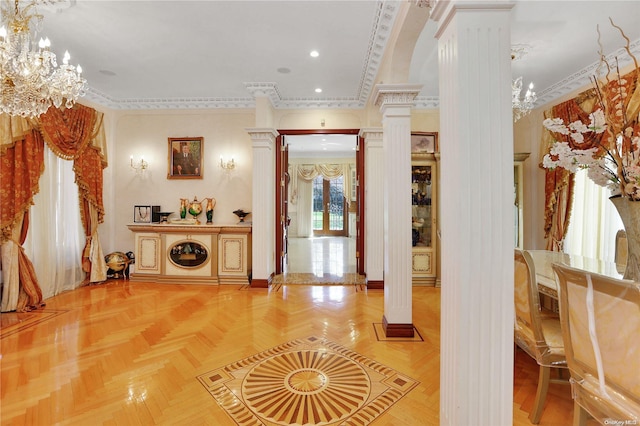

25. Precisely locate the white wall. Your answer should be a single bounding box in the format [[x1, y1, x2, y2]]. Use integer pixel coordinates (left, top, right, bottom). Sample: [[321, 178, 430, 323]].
[[102, 109, 255, 254]]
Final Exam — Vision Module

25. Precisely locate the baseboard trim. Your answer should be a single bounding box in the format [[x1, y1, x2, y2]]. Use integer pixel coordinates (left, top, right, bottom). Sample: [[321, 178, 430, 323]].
[[367, 280, 384, 289]]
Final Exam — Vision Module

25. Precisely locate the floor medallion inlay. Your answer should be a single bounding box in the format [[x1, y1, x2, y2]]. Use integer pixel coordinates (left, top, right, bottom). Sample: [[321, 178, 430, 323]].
[[197, 336, 419, 425]]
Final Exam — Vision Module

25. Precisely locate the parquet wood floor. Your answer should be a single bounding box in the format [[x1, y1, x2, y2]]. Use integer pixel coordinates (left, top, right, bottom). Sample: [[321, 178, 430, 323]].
[[1, 280, 578, 425]]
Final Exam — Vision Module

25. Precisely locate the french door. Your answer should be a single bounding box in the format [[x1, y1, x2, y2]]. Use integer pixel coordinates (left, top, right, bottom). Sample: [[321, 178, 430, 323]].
[[312, 175, 347, 236]]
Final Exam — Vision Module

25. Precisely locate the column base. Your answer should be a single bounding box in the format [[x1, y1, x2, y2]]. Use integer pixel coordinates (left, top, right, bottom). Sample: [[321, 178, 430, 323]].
[[367, 280, 384, 289], [250, 273, 273, 288], [382, 315, 415, 338]]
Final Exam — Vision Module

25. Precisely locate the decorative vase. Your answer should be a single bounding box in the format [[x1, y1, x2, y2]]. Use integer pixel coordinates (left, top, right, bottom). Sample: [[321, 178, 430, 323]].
[[205, 197, 216, 224], [610, 196, 640, 281], [180, 198, 188, 219], [188, 196, 203, 223]]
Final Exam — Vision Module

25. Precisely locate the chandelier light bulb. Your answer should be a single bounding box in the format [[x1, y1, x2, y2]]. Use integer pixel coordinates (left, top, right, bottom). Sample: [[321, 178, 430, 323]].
[[63, 50, 70, 64], [0, 26, 6, 38]]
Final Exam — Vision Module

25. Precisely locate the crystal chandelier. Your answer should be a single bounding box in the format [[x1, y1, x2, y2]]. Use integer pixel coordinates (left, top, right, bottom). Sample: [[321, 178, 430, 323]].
[[512, 76, 537, 122], [0, 0, 86, 118]]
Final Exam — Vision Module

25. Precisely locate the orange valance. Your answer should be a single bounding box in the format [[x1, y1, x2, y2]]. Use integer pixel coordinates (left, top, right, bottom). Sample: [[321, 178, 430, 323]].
[[39, 104, 107, 226]]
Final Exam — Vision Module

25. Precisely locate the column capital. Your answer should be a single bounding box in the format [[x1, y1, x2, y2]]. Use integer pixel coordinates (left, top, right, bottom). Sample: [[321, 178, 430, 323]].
[[358, 128, 383, 141], [373, 84, 422, 110], [246, 128, 279, 145]]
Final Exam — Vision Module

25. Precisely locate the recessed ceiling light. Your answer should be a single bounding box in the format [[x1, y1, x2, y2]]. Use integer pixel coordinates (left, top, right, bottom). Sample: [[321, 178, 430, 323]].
[[310, 50, 319, 58], [315, 88, 322, 93]]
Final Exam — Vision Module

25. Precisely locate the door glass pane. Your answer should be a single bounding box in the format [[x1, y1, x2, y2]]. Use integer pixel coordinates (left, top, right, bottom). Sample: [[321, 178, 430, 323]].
[[329, 176, 344, 231], [312, 176, 323, 230]]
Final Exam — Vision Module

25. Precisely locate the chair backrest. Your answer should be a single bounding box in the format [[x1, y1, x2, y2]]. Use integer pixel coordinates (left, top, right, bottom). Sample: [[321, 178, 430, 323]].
[[553, 263, 640, 419], [514, 249, 553, 364], [615, 229, 628, 267]]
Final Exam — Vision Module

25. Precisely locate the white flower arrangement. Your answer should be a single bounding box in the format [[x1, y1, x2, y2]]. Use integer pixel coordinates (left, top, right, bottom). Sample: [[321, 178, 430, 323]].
[[541, 21, 640, 201]]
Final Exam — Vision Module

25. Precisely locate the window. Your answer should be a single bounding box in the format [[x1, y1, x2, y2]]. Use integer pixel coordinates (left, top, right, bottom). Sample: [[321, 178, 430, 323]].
[[23, 147, 84, 298], [563, 169, 623, 262]]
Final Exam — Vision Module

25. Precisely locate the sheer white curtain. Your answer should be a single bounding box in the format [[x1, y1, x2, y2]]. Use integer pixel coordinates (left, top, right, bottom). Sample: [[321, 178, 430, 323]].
[[23, 146, 84, 299], [564, 168, 623, 262], [297, 179, 313, 237]]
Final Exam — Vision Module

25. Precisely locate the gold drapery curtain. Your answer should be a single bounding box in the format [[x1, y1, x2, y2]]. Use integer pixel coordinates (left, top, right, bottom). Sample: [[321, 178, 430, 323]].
[[0, 116, 46, 311], [38, 104, 108, 279], [289, 163, 352, 206], [542, 90, 606, 251], [0, 104, 108, 311]]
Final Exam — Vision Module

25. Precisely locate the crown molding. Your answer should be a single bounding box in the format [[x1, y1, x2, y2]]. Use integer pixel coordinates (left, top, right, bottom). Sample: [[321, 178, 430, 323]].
[[413, 38, 640, 110], [84, 1, 398, 111], [534, 38, 640, 107]]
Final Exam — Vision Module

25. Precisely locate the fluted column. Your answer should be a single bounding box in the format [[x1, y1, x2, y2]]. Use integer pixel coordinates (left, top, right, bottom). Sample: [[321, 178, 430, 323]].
[[247, 128, 278, 288], [431, 2, 515, 424], [359, 128, 384, 288], [373, 84, 422, 337]]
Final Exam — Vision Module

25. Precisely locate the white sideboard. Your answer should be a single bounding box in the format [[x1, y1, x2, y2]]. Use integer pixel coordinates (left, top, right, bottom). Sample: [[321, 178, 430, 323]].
[[127, 223, 251, 285]]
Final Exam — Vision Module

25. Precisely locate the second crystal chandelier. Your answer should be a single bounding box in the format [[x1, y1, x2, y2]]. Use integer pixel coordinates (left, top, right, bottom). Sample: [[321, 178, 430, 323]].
[[512, 76, 537, 122]]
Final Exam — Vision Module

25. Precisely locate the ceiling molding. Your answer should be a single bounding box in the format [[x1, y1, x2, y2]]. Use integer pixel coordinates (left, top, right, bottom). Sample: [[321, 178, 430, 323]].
[[84, 1, 398, 111], [414, 38, 640, 110], [535, 38, 640, 107]]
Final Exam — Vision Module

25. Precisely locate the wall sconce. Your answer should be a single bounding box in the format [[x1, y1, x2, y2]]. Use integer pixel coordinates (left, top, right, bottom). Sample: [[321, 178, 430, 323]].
[[220, 155, 235, 171], [130, 155, 148, 174]]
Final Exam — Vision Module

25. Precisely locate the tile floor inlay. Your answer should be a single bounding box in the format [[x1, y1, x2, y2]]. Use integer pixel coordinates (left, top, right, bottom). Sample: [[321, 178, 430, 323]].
[[197, 336, 419, 425]]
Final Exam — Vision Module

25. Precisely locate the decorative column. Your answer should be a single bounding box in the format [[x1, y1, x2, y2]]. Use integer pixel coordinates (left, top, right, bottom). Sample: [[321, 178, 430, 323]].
[[431, 2, 515, 424], [359, 128, 384, 288], [373, 84, 422, 337], [247, 128, 278, 288]]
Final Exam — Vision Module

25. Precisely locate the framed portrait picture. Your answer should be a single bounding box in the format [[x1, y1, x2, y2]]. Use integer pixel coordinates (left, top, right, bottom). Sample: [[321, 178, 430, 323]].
[[411, 132, 438, 153], [168, 137, 203, 179], [134, 205, 152, 223]]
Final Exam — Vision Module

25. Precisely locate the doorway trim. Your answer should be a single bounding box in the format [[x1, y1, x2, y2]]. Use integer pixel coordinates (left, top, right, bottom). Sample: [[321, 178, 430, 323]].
[[275, 129, 365, 276]]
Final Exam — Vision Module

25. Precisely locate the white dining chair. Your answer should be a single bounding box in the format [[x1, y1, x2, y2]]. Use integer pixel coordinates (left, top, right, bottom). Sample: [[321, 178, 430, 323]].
[[514, 249, 568, 424], [553, 263, 640, 425]]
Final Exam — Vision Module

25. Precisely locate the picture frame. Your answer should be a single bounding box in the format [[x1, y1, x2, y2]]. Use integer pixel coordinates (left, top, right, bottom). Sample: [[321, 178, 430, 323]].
[[411, 132, 438, 153], [168, 137, 203, 179], [134, 205, 152, 223]]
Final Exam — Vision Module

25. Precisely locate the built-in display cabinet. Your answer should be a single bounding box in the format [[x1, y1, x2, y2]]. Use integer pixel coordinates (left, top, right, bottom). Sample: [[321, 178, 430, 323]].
[[127, 223, 251, 285], [412, 153, 438, 285]]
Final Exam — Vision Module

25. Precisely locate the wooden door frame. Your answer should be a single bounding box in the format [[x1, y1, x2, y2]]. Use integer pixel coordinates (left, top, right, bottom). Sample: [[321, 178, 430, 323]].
[[275, 129, 364, 275]]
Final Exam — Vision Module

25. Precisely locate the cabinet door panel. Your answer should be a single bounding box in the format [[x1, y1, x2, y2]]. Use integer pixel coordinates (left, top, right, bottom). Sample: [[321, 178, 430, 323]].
[[136, 234, 161, 274]]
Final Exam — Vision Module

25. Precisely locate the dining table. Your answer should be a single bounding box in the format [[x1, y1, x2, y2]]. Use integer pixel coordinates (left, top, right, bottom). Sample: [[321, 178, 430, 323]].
[[527, 249, 625, 300]]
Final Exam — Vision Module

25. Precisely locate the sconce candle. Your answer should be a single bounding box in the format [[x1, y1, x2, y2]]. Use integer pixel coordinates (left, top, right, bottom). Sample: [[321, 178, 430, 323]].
[[220, 155, 235, 171], [131, 155, 149, 174]]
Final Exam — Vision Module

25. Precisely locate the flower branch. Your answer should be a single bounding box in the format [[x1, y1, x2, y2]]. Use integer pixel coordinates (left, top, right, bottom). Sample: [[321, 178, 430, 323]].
[[542, 20, 640, 201]]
